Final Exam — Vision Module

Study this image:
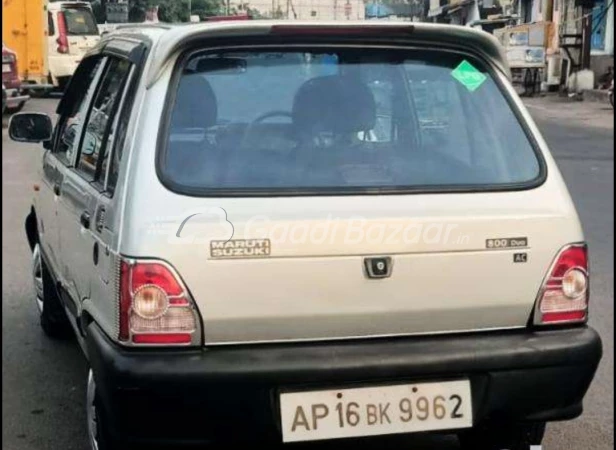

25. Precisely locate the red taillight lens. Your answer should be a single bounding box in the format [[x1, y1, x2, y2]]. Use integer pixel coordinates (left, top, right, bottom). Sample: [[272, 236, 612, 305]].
[[132, 333, 192, 345], [118, 259, 198, 345], [535, 244, 589, 325], [56, 12, 69, 54], [131, 263, 184, 296]]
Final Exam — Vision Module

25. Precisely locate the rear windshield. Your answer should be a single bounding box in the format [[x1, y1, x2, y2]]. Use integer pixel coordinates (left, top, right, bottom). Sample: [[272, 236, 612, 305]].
[[63, 7, 99, 36], [160, 49, 542, 194]]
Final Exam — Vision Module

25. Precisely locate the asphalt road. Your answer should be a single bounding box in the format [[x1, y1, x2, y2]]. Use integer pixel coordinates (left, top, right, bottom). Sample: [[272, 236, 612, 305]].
[[2, 98, 613, 450]]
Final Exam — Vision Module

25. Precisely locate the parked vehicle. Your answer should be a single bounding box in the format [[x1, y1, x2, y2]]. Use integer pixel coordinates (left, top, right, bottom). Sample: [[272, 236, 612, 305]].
[[204, 14, 253, 21], [2, 42, 29, 114], [2, 0, 99, 94], [10, 21, 602, 450], [47, 1, 100, 91], [99, 22, 157, 37], [2, 0, 53, 95]]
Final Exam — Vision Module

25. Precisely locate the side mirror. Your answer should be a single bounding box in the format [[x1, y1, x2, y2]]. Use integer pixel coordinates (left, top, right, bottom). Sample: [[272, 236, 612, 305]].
[[8, 113, 53, 143]]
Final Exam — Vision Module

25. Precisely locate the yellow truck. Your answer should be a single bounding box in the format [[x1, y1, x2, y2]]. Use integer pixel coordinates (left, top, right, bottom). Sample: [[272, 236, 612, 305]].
[[2, 0, 53, 94], [2, 0, 99, 94]]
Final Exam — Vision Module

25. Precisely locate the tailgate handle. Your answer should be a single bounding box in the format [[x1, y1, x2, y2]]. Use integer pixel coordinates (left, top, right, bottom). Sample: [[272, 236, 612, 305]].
[[80, 211, 91, 229]]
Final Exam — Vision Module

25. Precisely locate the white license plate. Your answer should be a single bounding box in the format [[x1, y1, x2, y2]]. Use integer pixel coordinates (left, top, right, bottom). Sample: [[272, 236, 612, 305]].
[[2, 64, 11, 73], [280, 380, 472, 443]]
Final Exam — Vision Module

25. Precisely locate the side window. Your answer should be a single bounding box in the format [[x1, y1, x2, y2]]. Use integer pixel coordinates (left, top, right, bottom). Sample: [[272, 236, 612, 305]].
[[55, 58, 104, 166], [105, 68, 134, 196], [75, 58, 132, 185], [48, 12, 55, 36]]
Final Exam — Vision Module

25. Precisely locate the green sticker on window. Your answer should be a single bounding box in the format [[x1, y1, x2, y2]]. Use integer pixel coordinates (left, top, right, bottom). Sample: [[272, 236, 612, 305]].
[[451, 60, 487, 92]]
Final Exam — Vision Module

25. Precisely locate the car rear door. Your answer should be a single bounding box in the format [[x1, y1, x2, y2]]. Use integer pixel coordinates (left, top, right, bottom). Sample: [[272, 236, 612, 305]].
[[57, 53, 133, 313], [37, 145, 63, 275], [40, 56, 104, 281]]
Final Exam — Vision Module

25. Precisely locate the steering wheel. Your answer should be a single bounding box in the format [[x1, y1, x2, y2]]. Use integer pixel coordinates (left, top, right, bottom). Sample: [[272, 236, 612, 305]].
[[252, 111, 293, 124], [240, 111, 293, 149]]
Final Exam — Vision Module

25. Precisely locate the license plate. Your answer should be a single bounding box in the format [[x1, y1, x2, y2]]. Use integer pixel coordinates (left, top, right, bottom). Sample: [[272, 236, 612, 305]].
[[2, 64, 11, 73], [280, 380, 472, 443]]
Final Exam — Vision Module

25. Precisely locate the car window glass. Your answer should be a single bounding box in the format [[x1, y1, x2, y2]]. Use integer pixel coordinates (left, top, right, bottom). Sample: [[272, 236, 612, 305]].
[[356, 65, 396, 143], [63, 7, 99, 36], [103, 64, 135, 196], [408, 78, 472, 165], [76, 58, 132, 184], [105, 116, 124, 196], [48, 12, 55, 36], [55, 58, 104, 166], [162, 50, 540, 192]]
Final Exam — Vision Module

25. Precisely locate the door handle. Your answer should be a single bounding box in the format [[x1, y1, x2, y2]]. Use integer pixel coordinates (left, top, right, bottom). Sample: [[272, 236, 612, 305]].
[[80, 211, 91, 229], [95, 206, 106, 233], [53, 184, 61, 196]]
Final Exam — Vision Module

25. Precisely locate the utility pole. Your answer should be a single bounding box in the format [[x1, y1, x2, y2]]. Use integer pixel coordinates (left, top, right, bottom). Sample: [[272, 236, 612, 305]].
[[581, 7, 592, 69]]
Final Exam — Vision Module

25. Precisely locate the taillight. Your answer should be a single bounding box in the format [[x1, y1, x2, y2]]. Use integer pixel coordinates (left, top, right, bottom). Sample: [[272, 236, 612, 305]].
[[119, 259, 200, 346], [534, 243, 589, 325], [56, 12, 70, 54]]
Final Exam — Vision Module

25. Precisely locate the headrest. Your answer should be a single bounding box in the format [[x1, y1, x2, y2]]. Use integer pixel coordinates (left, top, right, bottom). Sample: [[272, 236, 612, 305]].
[[171, 74, 218, 129], [292, 76, 376, 134]]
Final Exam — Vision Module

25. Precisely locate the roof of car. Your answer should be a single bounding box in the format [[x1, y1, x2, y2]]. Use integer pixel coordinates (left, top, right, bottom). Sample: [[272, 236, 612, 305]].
[[105, 21, 510, 87], [47, 1, 93, 11]]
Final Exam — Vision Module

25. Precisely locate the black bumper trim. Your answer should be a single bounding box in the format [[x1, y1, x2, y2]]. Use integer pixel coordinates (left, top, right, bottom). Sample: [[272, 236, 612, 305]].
[[86, 323, 602, 445]]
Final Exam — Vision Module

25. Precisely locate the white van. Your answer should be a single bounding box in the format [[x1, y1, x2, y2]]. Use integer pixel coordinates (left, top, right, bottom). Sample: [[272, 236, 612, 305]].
[[47, 1, 100, 90]]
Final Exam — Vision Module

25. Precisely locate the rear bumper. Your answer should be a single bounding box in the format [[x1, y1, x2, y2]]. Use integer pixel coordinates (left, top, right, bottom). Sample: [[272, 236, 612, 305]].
[[49, 56, 79, 79], [87, 324, 602, 446]]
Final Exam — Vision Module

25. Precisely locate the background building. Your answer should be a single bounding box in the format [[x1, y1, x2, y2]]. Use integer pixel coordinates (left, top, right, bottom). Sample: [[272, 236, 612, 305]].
[[424, 0, 612, 88], [589, 0, 614, 78], [229, 0, 366, 20], [364, 0, 427, 20]]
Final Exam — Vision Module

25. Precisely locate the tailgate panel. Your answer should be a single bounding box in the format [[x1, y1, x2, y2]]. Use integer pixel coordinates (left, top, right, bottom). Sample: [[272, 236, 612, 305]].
[[192, 250, 542, 344], [157, 207, 581, 344]]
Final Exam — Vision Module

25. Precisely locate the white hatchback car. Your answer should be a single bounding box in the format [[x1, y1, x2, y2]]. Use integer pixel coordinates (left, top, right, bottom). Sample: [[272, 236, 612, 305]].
[[10, 21, 602, 450]]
